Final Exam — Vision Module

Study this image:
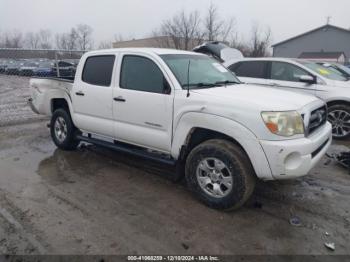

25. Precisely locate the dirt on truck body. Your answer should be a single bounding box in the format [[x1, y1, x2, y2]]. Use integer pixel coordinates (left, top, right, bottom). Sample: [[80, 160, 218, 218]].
[[0, 75, 349, 256]]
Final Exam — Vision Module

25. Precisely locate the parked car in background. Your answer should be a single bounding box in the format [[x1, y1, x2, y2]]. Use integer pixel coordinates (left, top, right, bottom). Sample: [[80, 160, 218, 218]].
[[0, 60, 8, 73], [317, 62, 350, 79], [19, 61, 38, 77], [52, 61, 76, 77], [33, 61, 55, 77], [5, 61, 24, 75], [224, 58, 350, 139], [193, 41, 243, 62], [29, 48, 331, 210]]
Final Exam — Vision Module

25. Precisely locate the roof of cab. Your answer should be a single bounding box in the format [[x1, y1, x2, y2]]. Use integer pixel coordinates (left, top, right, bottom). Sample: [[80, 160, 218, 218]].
[[85, 48, 203, 56]]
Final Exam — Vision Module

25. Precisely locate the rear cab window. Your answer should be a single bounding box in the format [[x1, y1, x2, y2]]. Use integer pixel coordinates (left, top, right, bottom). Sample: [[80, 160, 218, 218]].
[[82, 55, 115, 86], [229, 61, 268, 78]]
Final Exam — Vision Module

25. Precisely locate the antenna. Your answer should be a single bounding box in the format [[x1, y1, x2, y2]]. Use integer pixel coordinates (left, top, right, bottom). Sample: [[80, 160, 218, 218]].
[[326, 16, 331, 25], [186, 59, 191, 98]]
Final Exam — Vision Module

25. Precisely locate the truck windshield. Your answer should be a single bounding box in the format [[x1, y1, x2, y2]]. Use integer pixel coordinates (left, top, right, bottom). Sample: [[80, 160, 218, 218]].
[[300, 61, 348, 81], [161, 54, 240, 89]]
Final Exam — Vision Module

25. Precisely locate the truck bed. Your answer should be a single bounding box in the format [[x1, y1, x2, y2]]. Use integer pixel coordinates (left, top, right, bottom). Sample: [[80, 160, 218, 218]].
[[29, 77, 74, 116]]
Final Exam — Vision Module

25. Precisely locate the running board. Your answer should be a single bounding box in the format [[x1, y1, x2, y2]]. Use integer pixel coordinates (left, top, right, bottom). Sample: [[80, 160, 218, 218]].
[[76, 134, 176, 166]]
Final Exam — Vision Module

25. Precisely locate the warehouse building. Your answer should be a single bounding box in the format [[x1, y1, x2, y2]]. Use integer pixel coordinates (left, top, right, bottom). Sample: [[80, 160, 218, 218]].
[[272, 24, 350, 64]]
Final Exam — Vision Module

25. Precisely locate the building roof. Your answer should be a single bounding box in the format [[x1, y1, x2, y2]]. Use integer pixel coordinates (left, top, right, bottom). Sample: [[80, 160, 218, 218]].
[[272, 24, 350, 47], [299, 51, 345, 59]]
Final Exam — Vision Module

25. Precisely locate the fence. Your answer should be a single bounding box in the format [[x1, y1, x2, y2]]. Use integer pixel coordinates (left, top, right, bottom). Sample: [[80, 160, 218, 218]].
[[0, 48, 86, 78]]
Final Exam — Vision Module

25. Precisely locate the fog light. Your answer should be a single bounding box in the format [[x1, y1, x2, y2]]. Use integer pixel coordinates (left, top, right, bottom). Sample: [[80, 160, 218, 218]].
[[284, 152, 302, 170]]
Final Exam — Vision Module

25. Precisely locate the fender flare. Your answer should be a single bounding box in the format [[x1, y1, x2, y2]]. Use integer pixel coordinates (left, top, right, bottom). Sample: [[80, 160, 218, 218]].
[[48, 90, 77, 125], [171, 112, 273, 180]]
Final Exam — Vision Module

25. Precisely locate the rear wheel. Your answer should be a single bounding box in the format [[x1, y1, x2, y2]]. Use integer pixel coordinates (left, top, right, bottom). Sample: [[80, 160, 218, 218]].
[[328, 104, 350, 139], [50, 109, 80, 150], [185, 139, 256, 211]]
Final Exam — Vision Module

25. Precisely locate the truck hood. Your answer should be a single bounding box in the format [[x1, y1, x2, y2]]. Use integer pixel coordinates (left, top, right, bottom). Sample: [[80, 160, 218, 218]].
[[192, 84, 320, 111]]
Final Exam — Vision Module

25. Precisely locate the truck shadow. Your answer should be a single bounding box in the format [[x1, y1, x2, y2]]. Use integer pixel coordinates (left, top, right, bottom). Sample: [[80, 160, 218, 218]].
[[36, 144, 180, 186]]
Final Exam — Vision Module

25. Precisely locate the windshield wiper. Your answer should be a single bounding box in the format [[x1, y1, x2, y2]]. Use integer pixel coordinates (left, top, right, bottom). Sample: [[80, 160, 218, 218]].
[[182, 83, 218, 89], [215, 80, 239, 86]]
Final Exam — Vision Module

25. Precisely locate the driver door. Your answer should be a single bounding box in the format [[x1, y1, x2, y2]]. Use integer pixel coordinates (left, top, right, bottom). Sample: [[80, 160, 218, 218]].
[[112, 54, 174, 153]]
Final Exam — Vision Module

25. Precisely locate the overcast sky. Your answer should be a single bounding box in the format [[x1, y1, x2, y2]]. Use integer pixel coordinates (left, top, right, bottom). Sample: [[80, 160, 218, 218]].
[[1, 0, 349, 46]]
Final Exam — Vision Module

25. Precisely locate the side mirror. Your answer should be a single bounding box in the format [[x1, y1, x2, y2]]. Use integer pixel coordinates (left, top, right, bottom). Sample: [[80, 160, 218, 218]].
[[299, 75, 316, 85]]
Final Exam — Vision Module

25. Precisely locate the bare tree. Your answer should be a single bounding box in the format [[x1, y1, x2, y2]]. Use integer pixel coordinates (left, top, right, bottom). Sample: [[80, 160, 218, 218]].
[[98, 40, 113, 49], [203, 2, 235, 42], [248, 23, 272, 57], [24, 29, 53, 49], [68, 28, 78, 50], [55, 27, 79, 50], [228, 32, 250, 56], [114, 34, 124, 43], [76, 24, 93, 51], [25, 32, 40, 49], [38, 29, 52, 49], [155, 10, 203, 50], [55, 33, 69, 50], [3, 30, 23, 48]]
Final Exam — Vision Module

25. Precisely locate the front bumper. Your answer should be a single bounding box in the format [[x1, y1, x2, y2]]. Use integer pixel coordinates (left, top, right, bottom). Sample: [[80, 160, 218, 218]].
[[259, 122, 332, 180]]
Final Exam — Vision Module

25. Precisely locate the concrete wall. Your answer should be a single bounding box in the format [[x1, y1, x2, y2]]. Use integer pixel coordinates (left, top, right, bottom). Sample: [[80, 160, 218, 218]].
[[0, 48, 84, 60], [273, 26, 350, 63]]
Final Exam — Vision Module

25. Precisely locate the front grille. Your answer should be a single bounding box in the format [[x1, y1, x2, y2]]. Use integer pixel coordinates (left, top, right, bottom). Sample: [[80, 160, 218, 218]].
[[308, 106, 327, 136]]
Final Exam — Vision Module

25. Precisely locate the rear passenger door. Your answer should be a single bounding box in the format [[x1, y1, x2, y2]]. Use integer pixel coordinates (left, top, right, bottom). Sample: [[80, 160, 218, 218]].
[[228, 61, 269, 86], [72, 55, 116, 138], [113, 54, 174, 153], [266, 61, 316, 96]]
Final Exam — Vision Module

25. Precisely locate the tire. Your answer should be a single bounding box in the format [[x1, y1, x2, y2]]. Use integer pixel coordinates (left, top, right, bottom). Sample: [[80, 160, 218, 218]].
[[185, 139, 256, 211], [328, 104, 350, 140], [50, 109, 80, 151]]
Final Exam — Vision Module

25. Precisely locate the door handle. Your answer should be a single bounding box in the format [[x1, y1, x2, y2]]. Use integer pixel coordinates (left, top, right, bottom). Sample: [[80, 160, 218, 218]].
[[75, 91, 85, 96], [114, 96, 126, 102]]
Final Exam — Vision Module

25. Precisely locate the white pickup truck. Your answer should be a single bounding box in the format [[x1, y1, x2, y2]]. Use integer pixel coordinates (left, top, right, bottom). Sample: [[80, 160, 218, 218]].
[[29, 48, 332, 210]]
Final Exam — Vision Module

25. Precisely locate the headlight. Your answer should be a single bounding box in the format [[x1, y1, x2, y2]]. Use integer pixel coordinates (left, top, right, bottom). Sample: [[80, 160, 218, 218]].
[[261, 111, 304, 137]]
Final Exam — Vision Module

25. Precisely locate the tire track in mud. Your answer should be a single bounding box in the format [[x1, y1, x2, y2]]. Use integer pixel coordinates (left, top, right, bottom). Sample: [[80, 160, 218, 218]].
[[0, 190, 48, 254], [34, 147, 187, 253]]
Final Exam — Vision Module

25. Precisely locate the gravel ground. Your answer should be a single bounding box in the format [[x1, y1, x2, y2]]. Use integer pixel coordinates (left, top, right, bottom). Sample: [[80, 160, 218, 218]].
[[0, 75, 349, 256], [0, 75, 46, 127]]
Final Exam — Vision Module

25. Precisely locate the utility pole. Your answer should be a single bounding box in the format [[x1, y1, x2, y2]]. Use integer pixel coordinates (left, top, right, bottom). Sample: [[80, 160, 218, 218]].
[[326, 16, 331, 25]]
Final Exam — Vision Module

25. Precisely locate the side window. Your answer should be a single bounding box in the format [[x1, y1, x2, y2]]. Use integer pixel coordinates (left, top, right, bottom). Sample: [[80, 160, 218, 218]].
[[228, 62, 241, 73], [270, 62, 309, 82], [120, 55, 168, 94], [231, 61, 267, 78], [82, 55, 115, 86]]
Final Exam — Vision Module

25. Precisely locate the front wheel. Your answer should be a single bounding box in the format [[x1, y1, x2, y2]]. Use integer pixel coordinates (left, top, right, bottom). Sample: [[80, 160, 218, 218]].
[[50, 109, 80, 151], [328, 104, 350, 139], [185, 139, 256, 211]]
